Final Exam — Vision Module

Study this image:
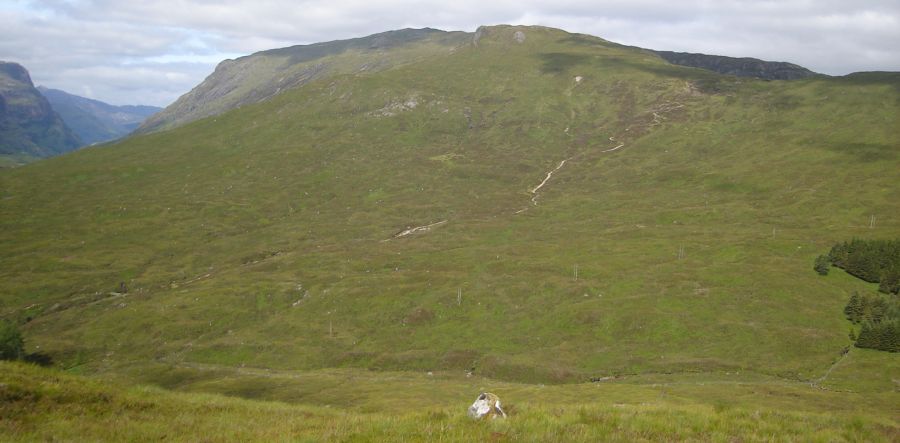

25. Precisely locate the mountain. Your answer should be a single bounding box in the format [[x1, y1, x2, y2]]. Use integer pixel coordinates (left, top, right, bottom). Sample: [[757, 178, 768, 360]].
[[1, 25, 898, 439], [37, 87, 161, 145], [136, 28, 470, 134], [139, 28, 824, 136], [652, 50, 820, 80], [0, 61, 81, 162]]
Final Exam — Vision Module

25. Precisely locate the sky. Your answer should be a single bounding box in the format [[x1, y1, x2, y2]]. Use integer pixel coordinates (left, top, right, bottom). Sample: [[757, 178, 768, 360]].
[[2, 0, 898, 107]]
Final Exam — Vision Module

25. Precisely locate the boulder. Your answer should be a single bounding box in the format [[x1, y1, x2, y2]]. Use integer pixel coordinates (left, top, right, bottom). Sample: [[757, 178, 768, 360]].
[[513, 31, 526, 43], [467, 392, 507, 419]]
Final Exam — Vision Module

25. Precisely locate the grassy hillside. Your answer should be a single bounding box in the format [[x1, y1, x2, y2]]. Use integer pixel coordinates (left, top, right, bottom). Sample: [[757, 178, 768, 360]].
[[1, 23, 898, 420], [0, 152, 39, 169], [2, 361, 897, 441]]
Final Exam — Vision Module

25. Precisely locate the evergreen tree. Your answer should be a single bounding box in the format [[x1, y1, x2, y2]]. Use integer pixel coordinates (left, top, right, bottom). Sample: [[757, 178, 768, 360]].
[[870, 297, 888, 323], [855, 321, 876, 349], [829, 241, 849, 268], [828, 239, 900, 288], [884, 320, 900, 352], [879, 266, 900, 294], [854, 318, 900, 352], [844, 292, 862, 324], [814, 255, 830, 275]]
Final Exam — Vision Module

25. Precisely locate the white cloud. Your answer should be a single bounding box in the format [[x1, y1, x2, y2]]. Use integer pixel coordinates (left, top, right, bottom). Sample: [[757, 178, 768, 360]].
[[1, 0, 898, 106]]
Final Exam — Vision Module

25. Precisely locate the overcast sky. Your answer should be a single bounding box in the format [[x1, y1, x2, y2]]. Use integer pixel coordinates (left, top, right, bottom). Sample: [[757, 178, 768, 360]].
[[2, 0, 898, 107]]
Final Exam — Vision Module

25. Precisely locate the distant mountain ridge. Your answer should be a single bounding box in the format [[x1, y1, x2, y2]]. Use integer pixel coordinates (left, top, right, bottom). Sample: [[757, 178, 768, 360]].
[[652, 50, 819, 80], [38, 86, 161, 145], [0, 61, 81, 159]]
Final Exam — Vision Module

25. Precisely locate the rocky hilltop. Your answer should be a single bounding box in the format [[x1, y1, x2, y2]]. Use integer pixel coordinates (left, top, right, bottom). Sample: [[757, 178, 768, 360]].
[[0, 62, 81, 159]]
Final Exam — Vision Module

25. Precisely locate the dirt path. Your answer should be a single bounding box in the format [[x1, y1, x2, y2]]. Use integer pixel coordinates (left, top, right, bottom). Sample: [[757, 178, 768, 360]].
[[520, 134, 627, 211], [811, 347, 852, 388], [601, 136, 625, 153], [386, 220, 448, 240], [529, 158, 571, 206]]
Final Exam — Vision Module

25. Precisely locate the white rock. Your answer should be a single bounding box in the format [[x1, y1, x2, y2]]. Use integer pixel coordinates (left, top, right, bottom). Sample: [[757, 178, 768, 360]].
[[513, 31, 526, 43], [467, 392, 507, 419]]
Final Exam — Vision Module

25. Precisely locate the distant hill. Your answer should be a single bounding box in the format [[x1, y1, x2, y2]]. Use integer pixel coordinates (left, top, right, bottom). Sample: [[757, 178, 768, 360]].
[[38, 87, 161, 145], [135, 28, 470, 134], [0, 61, 81, 161], [652, 50, 819, 80]]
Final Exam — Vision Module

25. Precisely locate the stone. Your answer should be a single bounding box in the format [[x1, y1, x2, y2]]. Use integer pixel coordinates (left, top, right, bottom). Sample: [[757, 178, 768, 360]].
[[513, 31, 526, 43], [473, 26, 487, 46], [467, 392, 507, 419]]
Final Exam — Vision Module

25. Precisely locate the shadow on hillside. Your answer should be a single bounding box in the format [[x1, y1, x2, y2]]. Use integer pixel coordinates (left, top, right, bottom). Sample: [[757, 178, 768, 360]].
[[538, 52, 591, 74], [556, 35, 626, 49], [538, 48, 744, 94], [822, 142, 897, 163], [24, 352, 54, 367]]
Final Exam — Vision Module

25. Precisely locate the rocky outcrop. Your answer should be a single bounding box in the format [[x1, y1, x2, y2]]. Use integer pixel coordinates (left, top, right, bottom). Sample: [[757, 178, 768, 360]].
[[468, 392, 507, 419], [473, 25, 530, 46], [513, 31, 526, 43], [653, 51, 819, 80], [0, 61, 81, 157]]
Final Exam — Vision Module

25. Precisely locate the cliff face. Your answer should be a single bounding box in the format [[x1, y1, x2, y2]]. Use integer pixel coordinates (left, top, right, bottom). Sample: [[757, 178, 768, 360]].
[[0, 62, 81, 157], [653, 51, 819, 80]]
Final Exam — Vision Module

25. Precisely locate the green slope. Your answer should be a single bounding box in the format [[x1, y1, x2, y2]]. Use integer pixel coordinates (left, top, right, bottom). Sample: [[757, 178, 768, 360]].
[[1, 25, 898, 397], [137, 28, 471, 134], [2, 361, 897, 441]]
